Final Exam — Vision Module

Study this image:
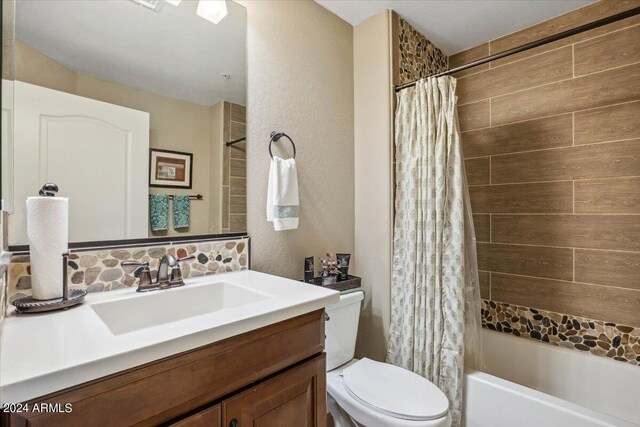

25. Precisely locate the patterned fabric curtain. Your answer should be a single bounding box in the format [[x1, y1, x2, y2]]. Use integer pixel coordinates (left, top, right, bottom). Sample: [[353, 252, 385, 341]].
[[386, 77, 482, 427]]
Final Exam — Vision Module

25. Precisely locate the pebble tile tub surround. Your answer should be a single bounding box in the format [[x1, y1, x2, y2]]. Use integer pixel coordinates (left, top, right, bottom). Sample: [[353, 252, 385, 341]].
[[7, 238, 249, 301], [482, 300, 640, 367]]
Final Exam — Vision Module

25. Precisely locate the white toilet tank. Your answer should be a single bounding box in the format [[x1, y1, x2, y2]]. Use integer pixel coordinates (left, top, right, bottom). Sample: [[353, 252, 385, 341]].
[[325, 290, 365, 371]]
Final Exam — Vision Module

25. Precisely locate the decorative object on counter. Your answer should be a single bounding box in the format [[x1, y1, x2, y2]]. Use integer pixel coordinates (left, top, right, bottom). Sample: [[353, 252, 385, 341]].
[[149, 194, 169, 232], [7, 237, 250, 301], [319, 253, 341, 285], [336, 253, 351, 281], [267, 132, 299, 231], [306, 275, 362, 293], [27, 183, 69, 300], [149, 148, 193, 189], [11, 252, 86, 313], [172, 194, 191, 229], [304, 256, 315, 284]]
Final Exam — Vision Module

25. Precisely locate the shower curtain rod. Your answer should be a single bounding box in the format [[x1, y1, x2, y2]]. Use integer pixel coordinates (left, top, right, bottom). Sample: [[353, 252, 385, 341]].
[[394, 6, 640, 92]]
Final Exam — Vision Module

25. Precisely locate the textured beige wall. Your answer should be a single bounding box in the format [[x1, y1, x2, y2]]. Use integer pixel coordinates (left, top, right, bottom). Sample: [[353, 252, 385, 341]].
[[14, 40, 221, 237], [353, 11, 394, 361], [240, 0, 354, 279]]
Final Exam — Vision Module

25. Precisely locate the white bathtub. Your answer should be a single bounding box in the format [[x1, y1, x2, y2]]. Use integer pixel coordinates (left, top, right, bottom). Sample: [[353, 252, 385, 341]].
[[462, 329, 640, 427]]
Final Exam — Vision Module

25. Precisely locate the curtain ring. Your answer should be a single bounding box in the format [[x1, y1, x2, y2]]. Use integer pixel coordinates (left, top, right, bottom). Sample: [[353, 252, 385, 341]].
[[269, 131, 296, 160]]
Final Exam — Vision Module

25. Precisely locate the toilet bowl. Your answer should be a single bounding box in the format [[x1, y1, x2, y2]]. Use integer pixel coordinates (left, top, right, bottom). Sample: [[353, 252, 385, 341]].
[[325, 291, 452, 427]]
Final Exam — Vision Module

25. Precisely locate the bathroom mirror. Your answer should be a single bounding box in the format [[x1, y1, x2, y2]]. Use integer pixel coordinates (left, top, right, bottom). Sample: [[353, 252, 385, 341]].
[[1, 0, 247, 246]]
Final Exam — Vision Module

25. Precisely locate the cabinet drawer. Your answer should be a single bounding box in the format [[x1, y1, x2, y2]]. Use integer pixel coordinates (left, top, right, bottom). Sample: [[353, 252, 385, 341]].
[[6, 310, 324, 427]]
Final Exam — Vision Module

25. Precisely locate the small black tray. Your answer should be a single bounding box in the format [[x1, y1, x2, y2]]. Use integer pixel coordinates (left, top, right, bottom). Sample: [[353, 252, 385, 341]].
[[302, 275, 361, 292]]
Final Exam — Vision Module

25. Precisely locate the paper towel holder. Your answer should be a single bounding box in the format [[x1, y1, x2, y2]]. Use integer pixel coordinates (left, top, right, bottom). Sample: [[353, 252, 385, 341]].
[[11, 252, 87, 314], [38, 182, 59, 197]]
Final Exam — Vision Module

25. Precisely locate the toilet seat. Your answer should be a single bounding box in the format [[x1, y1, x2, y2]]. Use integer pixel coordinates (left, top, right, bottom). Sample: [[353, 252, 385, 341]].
[[342, 358, 449, 421], [327, 359, 452, 427]]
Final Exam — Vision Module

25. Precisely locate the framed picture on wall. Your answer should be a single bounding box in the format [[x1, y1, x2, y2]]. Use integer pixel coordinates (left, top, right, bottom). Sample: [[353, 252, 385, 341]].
[[149, 149, 193, 189]]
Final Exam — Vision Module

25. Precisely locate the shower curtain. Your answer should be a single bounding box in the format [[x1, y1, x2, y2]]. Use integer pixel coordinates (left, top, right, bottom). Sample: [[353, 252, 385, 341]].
[[386, 77, 482, 427]]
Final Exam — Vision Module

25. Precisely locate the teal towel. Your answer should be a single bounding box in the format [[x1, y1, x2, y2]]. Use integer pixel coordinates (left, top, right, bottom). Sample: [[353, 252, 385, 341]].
[[150, 194, 169, 232], [173, 194, 190, 229]]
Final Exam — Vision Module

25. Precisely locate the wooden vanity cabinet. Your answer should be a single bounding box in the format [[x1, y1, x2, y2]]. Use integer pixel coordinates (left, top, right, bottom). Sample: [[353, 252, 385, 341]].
[[3, 310, 327, 427]]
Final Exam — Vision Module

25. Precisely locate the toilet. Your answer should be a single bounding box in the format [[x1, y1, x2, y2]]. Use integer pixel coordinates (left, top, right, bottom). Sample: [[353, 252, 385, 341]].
[[325, 291, 452, 427]]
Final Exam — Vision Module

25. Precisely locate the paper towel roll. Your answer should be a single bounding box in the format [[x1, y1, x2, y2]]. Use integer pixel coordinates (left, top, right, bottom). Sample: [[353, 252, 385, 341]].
[[26, 197, 68, 300]]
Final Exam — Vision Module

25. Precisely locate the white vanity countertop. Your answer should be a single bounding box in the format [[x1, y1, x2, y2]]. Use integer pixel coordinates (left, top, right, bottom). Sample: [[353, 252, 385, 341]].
[[0, 270, 339, 403]]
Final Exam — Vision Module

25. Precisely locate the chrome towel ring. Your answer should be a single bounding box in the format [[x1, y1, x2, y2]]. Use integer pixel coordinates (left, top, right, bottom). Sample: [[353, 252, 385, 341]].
[[269, 131, 296, 160]]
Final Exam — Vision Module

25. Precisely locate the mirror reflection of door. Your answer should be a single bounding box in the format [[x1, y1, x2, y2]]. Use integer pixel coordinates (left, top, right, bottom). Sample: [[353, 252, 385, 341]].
[[2, 0, 247, 245], [11, 82, 150, 245]]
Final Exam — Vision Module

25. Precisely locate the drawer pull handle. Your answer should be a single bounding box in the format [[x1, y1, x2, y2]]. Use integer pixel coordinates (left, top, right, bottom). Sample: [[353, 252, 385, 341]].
[[230, 419, 239, 427]]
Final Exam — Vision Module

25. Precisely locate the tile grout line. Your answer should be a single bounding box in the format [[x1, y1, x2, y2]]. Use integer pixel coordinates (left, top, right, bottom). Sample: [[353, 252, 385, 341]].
[[467, 176, 640, 187], [458, 59, 640, 112], [460, 99, 639, 133], [466, 137, 640, 161], [473, 240, 640, 254], [573, 248, 576, 282], [572, 43, 575, 79], [489, 270, 639, 293], [458, 20, 640, 82]]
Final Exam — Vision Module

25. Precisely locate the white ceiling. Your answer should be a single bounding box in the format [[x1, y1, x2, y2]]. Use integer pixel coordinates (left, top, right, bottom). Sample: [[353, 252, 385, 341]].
[[16, 0, 247, 106], [315, 0, 597, 55]]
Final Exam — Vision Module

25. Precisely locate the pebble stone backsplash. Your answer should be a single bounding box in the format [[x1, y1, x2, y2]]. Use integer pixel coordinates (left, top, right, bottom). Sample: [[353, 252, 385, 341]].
[[7, 237, 249, 301], [482, 299, 640, 367]]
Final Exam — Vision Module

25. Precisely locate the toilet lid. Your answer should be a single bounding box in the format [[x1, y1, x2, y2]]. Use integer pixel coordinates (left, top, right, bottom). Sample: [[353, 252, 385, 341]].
[[341, 358, 449, 421]]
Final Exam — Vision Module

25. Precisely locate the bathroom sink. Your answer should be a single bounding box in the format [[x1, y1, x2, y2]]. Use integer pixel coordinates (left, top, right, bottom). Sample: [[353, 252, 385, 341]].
[[91, 282, 272, 335]]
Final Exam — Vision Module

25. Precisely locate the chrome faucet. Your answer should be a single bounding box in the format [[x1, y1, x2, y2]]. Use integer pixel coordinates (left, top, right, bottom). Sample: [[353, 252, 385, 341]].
[[122, 254, 195, 292], [157, 253, 195, 287]]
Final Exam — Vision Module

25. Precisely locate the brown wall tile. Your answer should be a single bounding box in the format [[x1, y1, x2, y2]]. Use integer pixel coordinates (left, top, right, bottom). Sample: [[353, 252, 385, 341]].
[[574, 101, 640, 145], [222, 186, 229, 229], [470, 182, 573, 213], [230, 121, 246, 141], [230, 158, 246, 178], [458, 100, 490, 131], [465, 157, 490, 185], [575, 177, 640, 214], [230, 104, 246, 123], [492, 214, 640, 251], [229, 214, 247, 232], [479, 270, 490, 299], [456, 0, 640, 334], [575, 249, 640, 290], [491, 273, 640, 326], [489, 0, 639, 64], [473, 214, 490, 242], [222, 149, 230, 186], [457, 47, 573, 105], [491, 63, 640, 125], [491, 139, 640, 183], [229, 177, 246, 196], [574, 24, 640, 76], [450, 43, 489, 78], [461, 114, 572, 158], [477, 243, 573, 280], [229, 141, 247, 160], [230, 195, 246, 215]]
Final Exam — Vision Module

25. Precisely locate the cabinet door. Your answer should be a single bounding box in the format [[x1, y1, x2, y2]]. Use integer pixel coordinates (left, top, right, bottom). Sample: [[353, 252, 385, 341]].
[[222, 354, 326, 427], [169, 404, 221, 427]]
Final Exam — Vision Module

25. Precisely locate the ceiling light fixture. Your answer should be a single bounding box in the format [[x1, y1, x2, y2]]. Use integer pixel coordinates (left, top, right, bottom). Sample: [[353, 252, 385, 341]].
[[196, 0, 228, 24], [165, 0, 181, 5], [128, 0, 164, 11]]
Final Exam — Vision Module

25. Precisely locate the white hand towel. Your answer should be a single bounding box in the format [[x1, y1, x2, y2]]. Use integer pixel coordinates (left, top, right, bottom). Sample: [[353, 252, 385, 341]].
[[266, 156, 299, 230]]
